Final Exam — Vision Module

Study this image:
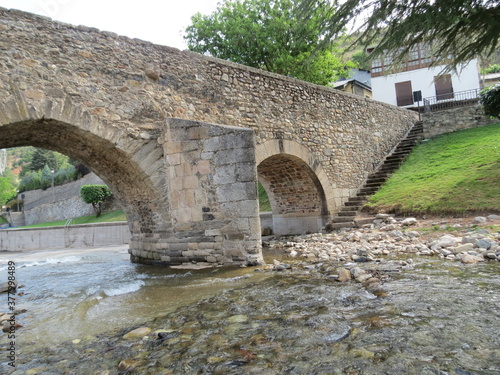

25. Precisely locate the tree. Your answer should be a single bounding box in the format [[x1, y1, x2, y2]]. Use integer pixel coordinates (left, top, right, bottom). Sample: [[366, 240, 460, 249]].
[[300, 0, 500, 71], [80, 185, 112, 217], [184, 0, 355, 86], [0, 177, 16, 206], [480, 84, 500, 119]]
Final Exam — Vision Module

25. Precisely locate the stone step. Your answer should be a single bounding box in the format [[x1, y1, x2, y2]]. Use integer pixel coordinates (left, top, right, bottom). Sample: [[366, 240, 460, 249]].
[[392, 147, 413, 153], [386, 154, 409, 161], [366, 176, 387, 183], [338, 210, 357, 216], [391, 148, 412, 155], [379, 164, 400, 171], [359, 187, 379, 194], [345, 200, 363, 207], [343, 204, 363, 211], [354, 217, 376, 226], [332, 216, 355, 223], [364, 181, 383, 188], [348, 196, 367, 203]]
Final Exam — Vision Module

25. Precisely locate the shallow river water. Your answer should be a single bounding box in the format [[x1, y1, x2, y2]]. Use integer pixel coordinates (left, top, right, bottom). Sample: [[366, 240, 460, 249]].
[[1, 245, 499, 374]]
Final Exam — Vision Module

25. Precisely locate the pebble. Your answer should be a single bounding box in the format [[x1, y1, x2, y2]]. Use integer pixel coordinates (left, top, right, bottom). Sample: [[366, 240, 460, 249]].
[[122, 327, 152, 340]]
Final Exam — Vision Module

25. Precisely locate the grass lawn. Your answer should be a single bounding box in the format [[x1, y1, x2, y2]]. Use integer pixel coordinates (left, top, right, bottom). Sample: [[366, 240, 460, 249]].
[[365, 122, 500, 215], [19, 209, 127, 228]]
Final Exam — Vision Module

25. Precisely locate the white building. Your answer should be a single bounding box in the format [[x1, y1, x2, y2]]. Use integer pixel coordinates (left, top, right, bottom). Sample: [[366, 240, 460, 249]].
[[369, 44, 481, 109]]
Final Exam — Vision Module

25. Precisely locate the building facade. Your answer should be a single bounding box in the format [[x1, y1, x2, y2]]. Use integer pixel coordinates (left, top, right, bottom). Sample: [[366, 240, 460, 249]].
[[369, 44, 481, 109]]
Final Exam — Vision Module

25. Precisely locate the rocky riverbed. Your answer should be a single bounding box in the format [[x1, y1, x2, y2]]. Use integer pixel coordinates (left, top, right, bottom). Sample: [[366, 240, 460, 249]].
[[2, 215, 499, 374], [265, 214, 500, 267]]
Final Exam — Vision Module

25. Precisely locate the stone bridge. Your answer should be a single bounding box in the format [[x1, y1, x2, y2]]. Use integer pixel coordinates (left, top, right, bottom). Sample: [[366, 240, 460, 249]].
[[0, 8, 417, 266]]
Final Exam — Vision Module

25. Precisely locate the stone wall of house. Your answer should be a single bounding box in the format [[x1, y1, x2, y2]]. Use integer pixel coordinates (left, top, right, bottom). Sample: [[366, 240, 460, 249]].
[[422, 105, 497, 139], [23, 173, 120, 225]]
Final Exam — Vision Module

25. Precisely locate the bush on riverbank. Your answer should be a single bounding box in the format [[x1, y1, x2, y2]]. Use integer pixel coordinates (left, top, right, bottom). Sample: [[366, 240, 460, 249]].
[[365, 122, 500, 215]]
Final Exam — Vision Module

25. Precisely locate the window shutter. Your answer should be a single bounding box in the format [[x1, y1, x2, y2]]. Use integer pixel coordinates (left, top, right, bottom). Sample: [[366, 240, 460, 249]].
[[434, 74, 454, 99], [395, 81, 413, 106]]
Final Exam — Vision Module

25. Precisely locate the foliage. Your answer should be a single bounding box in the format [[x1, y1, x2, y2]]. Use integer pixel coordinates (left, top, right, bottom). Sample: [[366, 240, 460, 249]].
[[365, 123, 500, 215], [18, 164, 78, 192], [184, 0, 355, 86], [482, 64, 500, 74], [351, 50, 371, 71], [28, 148, 67, 173], [80, 185, 113, 217], [258, 182, 272, 212], [480, 84, 500, 118], [1, 168, 18, 188], [300, 0, 500, 72], [0, 177, 17, 206]]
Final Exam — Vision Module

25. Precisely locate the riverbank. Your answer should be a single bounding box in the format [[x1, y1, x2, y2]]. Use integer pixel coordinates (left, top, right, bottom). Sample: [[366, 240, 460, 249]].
[[1, 215, 499, 374]]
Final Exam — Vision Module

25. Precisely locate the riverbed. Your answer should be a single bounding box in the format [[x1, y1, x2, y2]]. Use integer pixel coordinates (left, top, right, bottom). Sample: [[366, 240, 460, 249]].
[[1, 228, 499, 374]]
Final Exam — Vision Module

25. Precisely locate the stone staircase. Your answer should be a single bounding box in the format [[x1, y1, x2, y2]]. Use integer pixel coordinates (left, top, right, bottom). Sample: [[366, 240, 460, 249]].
[[325, 121, 424, 231]]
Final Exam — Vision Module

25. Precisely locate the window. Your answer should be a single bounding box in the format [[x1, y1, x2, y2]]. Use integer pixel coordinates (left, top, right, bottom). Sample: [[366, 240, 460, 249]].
[[434, 74, 454, 100], [395, 81, 414, 106]]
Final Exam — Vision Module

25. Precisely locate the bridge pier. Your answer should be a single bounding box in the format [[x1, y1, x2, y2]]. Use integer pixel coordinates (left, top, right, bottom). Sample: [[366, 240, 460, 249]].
[[129, 118, 264, 266]]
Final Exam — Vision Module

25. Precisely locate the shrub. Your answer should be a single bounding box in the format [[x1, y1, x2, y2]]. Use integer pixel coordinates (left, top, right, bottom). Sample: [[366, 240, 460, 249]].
[[480, 84, 500, 119], [80, 185, 112, 217]]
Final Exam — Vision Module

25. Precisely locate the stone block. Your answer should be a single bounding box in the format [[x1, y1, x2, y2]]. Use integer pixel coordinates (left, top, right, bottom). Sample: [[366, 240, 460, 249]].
[[205, 229, 222, 236], [217, 182, 256, 203], [183, 176, 199, 189]]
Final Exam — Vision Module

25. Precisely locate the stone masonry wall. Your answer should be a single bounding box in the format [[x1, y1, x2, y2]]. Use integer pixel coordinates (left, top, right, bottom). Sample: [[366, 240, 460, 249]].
[[0, 7, 417, 215], [23, 173, 121, 225], [422, 105, 497, 139], [128, 119, 263, 266]]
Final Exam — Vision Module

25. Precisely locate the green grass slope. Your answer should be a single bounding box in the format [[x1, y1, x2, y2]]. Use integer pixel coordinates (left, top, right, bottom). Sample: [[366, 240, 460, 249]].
[[365, 122, 500, 215], [19, 209, 126, 228]]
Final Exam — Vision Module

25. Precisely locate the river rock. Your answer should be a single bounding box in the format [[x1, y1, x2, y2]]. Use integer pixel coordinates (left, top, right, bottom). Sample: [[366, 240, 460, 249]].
[[123, 326, 151, 339], [473, 216, 487, 224], [430, 235, 460, 249], [401, 218, 417, 226], [461, 254, 479, 264], [227, 314, 248, 323], [476, 238, 494, 249], [350, 267, 366, 279], [484, 252, 497, 260], [117, 359, 143, 372], [337, 268, 352, 282], [452, 243, 474, 254]]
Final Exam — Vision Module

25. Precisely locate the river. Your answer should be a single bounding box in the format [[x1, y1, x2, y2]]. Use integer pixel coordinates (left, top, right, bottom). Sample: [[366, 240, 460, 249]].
[[1, 244, 499, 374]]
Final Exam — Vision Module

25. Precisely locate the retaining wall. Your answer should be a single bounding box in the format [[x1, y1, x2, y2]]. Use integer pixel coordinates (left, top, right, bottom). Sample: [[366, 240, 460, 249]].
[[22, 173, 120, 225], [422, 105, 497, 138], [0, 222, 130, 251]]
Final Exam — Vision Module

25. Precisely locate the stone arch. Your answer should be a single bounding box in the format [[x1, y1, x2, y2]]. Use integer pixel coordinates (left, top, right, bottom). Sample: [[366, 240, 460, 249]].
[[255, 140, 336, 235], [0, 95, 170, 261]]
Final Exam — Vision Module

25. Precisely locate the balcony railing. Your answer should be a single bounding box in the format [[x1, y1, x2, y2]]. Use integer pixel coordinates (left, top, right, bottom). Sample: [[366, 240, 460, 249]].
[[423, 89, 480, 113]]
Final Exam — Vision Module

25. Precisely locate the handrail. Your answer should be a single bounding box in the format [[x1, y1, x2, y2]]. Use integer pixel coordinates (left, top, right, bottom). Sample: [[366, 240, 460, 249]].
[[423, 89, 480, 113]]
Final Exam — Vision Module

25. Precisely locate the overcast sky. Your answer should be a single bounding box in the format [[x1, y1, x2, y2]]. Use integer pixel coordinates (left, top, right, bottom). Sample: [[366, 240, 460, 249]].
[[0, 0, 219, 50]]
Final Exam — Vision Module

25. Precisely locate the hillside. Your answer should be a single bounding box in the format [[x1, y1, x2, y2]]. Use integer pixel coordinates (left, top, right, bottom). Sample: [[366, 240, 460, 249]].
[[364, 122, 500, 215]]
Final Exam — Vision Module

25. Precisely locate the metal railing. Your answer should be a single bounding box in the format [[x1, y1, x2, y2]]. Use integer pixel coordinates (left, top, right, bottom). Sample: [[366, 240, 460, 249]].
[[423, 89, 480, 113]]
